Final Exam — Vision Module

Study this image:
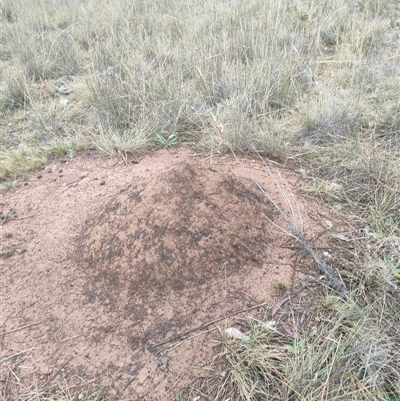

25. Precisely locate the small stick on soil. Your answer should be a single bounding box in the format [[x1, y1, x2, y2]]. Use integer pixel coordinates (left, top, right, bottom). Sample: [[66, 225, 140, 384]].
[[60, 335, 80, 342], [167, 369, 189, 393], [8, 366, 21, 383], [123, 377, 135, 392], [43, 356, 73, 385], [162, 327, 218, 353], [0, 348, 34, 364], [272, 294, 296, 317], [152, 300, 271, 349], [280, 245, 332, 251], [231, 149, 349, 299], [8, 253, 25, 269], [240, 290, 260, 303], [15, 215, 36, 221], [1, 321, 42, 336]]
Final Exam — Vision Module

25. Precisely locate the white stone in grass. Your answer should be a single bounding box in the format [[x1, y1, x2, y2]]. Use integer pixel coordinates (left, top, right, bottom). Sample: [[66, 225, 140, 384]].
[[56, 86, 74, 94], [261, 320, 276, 331], [225, 327, 250, 341]]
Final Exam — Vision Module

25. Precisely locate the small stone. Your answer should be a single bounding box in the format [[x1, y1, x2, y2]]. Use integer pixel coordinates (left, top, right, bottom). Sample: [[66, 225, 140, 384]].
[[41, 366, 52, 376], [59, 168, 63, 173], [100, 180, 106, 186], [56, 86, 74, 94], [80, 172, 88, 179], [37, 174, 43, 179]]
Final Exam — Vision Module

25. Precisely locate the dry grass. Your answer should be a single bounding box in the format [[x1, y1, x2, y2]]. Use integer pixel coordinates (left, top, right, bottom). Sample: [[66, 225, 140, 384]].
[[1, 0, 399, 399], [203, 294, 399, 401], [1, 376, 112, 401]]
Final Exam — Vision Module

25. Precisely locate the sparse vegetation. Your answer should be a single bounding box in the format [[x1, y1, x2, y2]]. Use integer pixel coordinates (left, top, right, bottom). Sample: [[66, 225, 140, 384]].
[[0, 179, 17, 190], [1, 0, 399, 400], [0, 246, 16, 258], [275, 281, 288, 292], [153, 132, 178, 149], [210, 294, 400, 401]]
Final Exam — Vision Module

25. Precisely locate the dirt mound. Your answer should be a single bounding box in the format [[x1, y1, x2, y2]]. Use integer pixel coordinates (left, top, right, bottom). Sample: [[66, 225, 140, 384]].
[[78, 161, 281, 341], [0, 147, 335, 400]]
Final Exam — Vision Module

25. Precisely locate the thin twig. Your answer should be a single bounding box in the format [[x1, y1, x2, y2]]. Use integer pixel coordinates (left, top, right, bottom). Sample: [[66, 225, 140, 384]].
[[167, 369, 189, 393], [1, 321, 42, 336], [60, 335, 79, 342], [43, 357, 73, 385], [8, 366, 20, 383], [231, 148, 349, 298], [153, 300, 271, 349], [0, 348, 34, 364], [15, 215, 36, 221], [272, 294, 296, 317], [123, 377, 135, 392], [161, 327, 218, 353], [8, 252, 25, 268]]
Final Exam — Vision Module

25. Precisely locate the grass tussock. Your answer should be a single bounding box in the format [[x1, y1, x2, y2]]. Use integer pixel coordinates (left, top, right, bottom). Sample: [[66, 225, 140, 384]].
[[210, 295, 399, 401], [1, 1, 398, 150], [1, 0, 399, 399], [0, 0, 398, 170], [0, 69, 31, 111]]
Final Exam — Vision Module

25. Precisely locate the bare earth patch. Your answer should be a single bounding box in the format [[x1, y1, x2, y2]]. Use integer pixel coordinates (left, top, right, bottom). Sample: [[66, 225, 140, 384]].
[[1, 146, 340, 400]]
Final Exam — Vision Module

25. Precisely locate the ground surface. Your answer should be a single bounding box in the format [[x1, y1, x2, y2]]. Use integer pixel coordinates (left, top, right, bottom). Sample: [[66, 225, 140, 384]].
[[0, 147, 339, 400]]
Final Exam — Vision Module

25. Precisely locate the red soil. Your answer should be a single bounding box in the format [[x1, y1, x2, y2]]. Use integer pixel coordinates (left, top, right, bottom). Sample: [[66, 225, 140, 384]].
[[0, 146, 337, 400]]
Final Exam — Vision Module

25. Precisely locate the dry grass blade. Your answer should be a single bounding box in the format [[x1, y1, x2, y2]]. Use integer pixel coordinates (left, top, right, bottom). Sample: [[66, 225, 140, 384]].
[[272, 294, 295, 317], [231, 149, 349, 297], [207, 296, 400, 401]]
